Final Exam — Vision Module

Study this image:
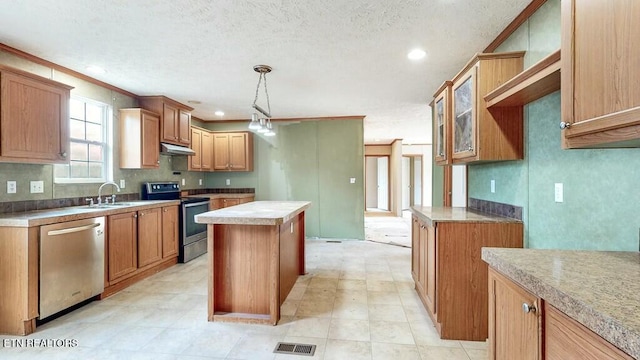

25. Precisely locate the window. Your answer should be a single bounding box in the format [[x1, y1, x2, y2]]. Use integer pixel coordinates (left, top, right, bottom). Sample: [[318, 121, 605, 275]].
[[54, 96, 112, 183]]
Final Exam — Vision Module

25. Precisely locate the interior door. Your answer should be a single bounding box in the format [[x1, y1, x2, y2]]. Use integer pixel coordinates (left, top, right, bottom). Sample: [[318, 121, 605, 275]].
[[377, 157, 389, 211], [402, 157, 411, 210], [365, 157, 379, 209], [413, 157, 422, 206]]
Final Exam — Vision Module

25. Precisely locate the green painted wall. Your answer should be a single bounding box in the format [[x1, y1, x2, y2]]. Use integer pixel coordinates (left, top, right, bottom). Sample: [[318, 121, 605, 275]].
[[0, 50, 208, 203], [203, 120, 365, 240], [469, 0, 640, 251]]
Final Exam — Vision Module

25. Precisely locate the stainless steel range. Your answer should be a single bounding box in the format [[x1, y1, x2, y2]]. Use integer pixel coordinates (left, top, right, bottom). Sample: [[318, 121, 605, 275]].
[[141, 182, 209, 263]]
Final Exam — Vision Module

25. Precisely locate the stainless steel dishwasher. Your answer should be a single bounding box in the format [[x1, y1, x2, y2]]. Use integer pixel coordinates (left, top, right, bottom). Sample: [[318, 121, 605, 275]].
[[39, 216, 105, 319]]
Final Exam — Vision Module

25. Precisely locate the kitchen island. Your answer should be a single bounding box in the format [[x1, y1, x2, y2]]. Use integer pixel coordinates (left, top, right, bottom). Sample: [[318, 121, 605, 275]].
[[195, 200, 310, 325]]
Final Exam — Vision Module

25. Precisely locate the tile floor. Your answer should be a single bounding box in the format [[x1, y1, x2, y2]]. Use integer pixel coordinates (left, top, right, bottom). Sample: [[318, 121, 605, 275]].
[[0, 220, 487, 360]]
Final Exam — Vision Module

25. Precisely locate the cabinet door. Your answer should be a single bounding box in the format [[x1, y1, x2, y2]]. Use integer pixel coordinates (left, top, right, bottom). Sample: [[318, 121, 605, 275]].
[[433, 82, 451, 165], [190, 128, 202, 170], [545, 304, 633, 360], [561, 0, 640, 148], [425, 225, 436, 315], [411, 216, 420, 281], [210, 198, 224, 210], [213, 133, 230, 170], [137, 207, 162, 268], [418, 222, 427, 294], [228, 133, 248, 170], [108, 212, 138, 282], [162, 103, 179, 143], [161, 205, 179, 259], [141, 110, 160, 168], [0, 70, 70, 163], [223, 198, 240, 208], [239, 196, 254, 204], [488, 268, 541, 360], [452, 66, 477, 160], [178, 110, 191, 145], [201, 130, 213, 170]]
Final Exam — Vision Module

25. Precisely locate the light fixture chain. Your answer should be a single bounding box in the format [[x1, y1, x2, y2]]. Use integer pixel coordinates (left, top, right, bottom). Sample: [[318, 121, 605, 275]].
[[263, 73, 271, 116]]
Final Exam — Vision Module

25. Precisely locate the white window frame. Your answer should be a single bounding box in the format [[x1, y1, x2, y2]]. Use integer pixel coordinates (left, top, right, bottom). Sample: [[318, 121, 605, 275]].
[[54, 96, 113, 184]]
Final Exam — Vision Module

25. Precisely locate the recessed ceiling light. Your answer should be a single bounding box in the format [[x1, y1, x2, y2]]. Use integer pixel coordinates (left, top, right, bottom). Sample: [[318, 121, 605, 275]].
[[86, 65, 105, 74], [214, 111, 225, 117], [407, 49, 426, 60]]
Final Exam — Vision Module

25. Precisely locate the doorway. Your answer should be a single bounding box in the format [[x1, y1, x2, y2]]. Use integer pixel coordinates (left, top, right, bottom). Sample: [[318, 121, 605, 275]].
[[402, 155, 423, 210], [365, 156, 390, 213]]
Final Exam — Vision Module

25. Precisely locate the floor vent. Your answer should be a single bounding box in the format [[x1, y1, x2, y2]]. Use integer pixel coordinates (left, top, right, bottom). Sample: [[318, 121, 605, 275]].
[[273, 342, 316, 356], [326, 240, 342, 243]]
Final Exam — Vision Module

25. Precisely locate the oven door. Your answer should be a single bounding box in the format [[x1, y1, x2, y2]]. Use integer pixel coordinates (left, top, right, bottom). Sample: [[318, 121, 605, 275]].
[[182, 201, 209, 246]]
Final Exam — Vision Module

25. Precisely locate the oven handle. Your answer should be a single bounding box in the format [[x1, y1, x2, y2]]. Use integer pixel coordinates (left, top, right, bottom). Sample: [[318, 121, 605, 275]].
[[184, 201, 210, 208]]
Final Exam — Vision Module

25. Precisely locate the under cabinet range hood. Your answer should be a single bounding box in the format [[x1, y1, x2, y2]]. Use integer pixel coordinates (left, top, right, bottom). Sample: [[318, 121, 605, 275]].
[[160, 142, 195, 156]]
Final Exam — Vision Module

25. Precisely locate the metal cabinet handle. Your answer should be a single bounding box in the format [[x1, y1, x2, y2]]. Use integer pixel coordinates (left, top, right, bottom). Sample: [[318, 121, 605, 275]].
[[560, 122, 571, 129], [522, 303, 537, 314], [133, 214, 138, 218], [140, 212, 144, 216], [59, 151, 67, 158]]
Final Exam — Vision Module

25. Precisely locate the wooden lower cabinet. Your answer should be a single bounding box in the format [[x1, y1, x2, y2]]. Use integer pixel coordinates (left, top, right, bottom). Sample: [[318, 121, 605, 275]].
[[488, 268, 541, 360], [210, 196, 254, 210], [161, 205, 179, 259], [411, 214, 523, 340], [137, 207, 162, 268], [107, 211, 138, 282], [489, 267, 634, 360]]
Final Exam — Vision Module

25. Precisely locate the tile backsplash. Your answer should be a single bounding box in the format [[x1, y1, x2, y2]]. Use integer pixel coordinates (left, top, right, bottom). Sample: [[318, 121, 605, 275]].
[[468, 198, 523, 221]]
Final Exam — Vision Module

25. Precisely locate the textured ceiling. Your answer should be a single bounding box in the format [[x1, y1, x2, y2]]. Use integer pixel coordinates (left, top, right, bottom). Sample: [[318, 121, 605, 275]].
[[0, 0, 530, 144]]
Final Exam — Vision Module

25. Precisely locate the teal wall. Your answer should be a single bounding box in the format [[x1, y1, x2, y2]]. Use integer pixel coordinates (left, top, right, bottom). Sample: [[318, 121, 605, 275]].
[[468, 0, 640, 251], [203, 120, 365, 240]]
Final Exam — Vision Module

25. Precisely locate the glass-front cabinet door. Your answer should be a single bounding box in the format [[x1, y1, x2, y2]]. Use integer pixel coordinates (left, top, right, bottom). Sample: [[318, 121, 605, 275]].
[[452, 65, 477, 160], [433, 81, 451, 165]]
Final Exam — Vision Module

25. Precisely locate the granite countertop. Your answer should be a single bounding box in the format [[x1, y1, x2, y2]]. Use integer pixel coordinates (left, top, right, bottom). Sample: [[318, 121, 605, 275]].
[[410, 206, 522, 226], [195, 200, 311, 226], [186, 193, 255, 199], [0, 200, 180, 227], [482, 248, 640, 359]]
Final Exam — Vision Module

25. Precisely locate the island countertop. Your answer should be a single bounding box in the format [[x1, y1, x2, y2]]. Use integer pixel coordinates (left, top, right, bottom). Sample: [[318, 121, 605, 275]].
[[411, 206, 522, 226], [195, 200, 311, 226], [482, 248, 640, 359]]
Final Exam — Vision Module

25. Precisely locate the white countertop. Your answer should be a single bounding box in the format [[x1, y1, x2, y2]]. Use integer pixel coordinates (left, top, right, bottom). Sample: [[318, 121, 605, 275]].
[[195, 200, 311, 226]]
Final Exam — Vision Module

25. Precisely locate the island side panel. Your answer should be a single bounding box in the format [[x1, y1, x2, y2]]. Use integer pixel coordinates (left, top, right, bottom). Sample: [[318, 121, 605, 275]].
[[279, 215, 301, 305], [436, 222, 523, 341], [211, 223, 276, 318], [0, 227, 38, 335]]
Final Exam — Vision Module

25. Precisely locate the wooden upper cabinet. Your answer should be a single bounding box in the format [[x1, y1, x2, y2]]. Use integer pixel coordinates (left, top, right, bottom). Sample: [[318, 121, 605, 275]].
[[119, 108, 160, 169], [190, 127, 203, 170], [213, 132, 254, 171], [448, 52, 524, 164], [561, 0, 640, 148], [0, 65, 73, 164], [433, 81, 452, 165], [201, 130, 213, 170], [488, 268, 541, 360], [137, 207, 162, 268], [138, 96, 193, 147]]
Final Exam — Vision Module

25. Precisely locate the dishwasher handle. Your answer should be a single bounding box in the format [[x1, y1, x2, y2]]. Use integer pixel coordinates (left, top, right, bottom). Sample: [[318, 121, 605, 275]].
[[47, 222, 101, 236]]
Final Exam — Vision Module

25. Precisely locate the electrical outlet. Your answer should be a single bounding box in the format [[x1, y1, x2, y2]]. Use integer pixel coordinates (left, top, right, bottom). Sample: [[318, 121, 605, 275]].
[[30, 180, 44, 194], [226, 179, 231, 186], [490, 179, 495, 193], [554, 183, 563, 203], [199, 179, 203, 186], [7, 181, 16, 194], [119, 179, 126, 189], [182, 178, 186, 186]]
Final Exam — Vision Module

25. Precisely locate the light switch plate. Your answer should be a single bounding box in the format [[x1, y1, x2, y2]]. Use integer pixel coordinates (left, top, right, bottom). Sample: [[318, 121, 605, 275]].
[[350, 178, 356, 184], [7, 181, 16, 194], [554, 183, 563, 203], [182, 178, 186, 186], [226, 179, 231, 186], [30, 180, 44, 194], [490, 180, 495, 193]]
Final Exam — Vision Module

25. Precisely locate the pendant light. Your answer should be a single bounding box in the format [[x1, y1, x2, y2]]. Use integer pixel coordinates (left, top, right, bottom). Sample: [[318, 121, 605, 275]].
[[250, 65, 275, 136]]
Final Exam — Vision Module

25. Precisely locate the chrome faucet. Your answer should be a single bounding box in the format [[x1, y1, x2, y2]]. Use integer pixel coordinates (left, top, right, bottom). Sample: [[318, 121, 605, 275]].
[[97, 181, 120, 206]]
